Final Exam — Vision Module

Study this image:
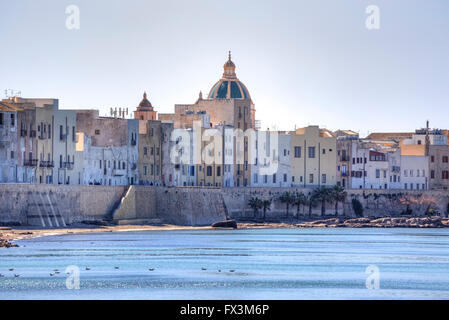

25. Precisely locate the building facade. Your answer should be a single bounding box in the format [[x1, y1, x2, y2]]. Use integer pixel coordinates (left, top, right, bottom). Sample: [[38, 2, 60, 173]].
[[290, 126, 337, 188]]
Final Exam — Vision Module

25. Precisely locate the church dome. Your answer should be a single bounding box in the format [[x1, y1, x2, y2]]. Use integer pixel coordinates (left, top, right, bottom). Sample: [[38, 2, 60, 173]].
[[138, 92, 153, 110], [207, 52, 252, 101]]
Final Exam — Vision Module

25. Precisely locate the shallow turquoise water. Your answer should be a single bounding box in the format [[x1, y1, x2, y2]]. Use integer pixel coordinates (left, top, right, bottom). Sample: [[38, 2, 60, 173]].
[[1, 228, 449, 299]]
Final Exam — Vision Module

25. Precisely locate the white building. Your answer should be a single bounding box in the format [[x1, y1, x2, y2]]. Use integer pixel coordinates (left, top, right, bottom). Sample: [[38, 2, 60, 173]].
[[351, 141, 389, 189], [400, 155, 429, 190], [251, 131, 291, 187]]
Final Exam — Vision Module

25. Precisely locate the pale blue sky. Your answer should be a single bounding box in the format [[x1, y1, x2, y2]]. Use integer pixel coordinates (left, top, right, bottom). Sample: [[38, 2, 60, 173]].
[[1, 0, 448, 137]]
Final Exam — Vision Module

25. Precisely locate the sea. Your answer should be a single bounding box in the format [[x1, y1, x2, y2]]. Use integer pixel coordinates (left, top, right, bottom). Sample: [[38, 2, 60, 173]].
[[0, 228, 449, 299]]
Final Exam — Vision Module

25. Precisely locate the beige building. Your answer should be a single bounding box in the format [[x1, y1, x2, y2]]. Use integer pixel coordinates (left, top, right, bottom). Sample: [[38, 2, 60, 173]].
[[290, 126, 337, 188], [1, 97, 81, 185], [0, 102, 20, 182], [429, 145, 449, 190], [75, 110, 139, 186], [334, 130, 359, 189]]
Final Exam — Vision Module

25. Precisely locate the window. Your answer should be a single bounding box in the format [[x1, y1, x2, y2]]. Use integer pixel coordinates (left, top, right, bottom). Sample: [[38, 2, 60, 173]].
[[254, 174, 258, 183], [190, 166, 195, 176], [10, 151, 14, 159], [48, 125, 51, 139], [431, 170, 435, 179], [95, 129, 100, 135], [72, 126, 75, 142], [273, 174, 276, 183], [144, 166, 147, 175], [443, 156, 449, 163], [308, 147, 315, 158], [0, 113, 3, 125], [217, 166, 221, 177], [207, 166, 212, 176], [10, 114, 15, 126], [322, 148, 326, 155], [322, 174, 326, 184], [404, 183, 408, 189], [309, 174, 313, 184], [294, 146, 301, 158], [443, 171, 449, 180], [431, 156, 435, 163], [264, 175, 267, 183], [376, 169, 380, 178], [283, 174, 287, 182], [144, 147, 147, 155]]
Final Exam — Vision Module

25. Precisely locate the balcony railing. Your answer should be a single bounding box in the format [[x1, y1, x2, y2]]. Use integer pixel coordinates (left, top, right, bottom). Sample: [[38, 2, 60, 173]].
[[391, 166, 401, 173], [39, 160, 54, 168], [20, 129, 27, 137], [341, 172, 348, 177], [38, 132, 47, 140], [340, 155, 350, 162], [113, 169, 126, 176], [61, 161, 74, 170], [24, 159, 38, 167]]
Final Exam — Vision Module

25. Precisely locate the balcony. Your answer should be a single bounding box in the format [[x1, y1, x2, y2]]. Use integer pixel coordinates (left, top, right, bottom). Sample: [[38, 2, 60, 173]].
[[39, 160, 54, 168], [113, 169, 126, 176], [392, 166, 401, 173], [20, 129, 27, 137], [61, 161, 74, 170], [24, 159, 38, 167], [341, 172, 348, 177], [340, 155, 350, 162], [38, 132, 47, 140]]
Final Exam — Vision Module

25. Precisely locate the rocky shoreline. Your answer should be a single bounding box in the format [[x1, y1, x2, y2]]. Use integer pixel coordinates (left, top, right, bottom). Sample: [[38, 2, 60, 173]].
[[294, 216, 449, 228]]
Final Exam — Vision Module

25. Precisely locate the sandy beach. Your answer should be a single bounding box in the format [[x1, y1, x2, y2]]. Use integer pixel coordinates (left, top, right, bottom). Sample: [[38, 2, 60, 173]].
[[1, 216, 449, 246]]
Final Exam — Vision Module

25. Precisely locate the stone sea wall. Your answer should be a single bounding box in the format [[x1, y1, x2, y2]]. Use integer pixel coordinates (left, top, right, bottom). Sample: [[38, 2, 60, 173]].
[[0, 184, 126, 225], [221, 188, 449, 219], [1, 184, 448, 226]]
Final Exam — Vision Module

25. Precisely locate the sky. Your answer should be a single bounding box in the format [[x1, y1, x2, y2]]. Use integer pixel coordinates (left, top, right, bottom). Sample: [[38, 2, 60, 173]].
[[0, 0, 448, 137]]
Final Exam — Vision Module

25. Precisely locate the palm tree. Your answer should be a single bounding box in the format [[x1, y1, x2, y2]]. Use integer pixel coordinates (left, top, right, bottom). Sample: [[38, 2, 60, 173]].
[[331, 185, 347, 217], [293, 192, 307, 219], [279, 191, 295, 218], [248, 197, 263, 219], [262, 199, 272, 221], [313, 186, 333, 216], [307, 192, 319, 218]]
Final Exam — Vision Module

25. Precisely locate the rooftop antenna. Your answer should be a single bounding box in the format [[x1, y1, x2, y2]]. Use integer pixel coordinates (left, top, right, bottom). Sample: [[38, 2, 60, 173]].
[[425, 120, 430, 156]]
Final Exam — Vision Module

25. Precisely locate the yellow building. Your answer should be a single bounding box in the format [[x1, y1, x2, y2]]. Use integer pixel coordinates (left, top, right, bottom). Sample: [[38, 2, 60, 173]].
[[290, 126, 337, 188]]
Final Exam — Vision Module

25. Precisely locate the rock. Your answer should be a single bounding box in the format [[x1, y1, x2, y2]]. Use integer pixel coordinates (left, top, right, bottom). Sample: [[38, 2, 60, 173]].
[[212, 220, 237, 229], [0, 239, 19, 248]]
